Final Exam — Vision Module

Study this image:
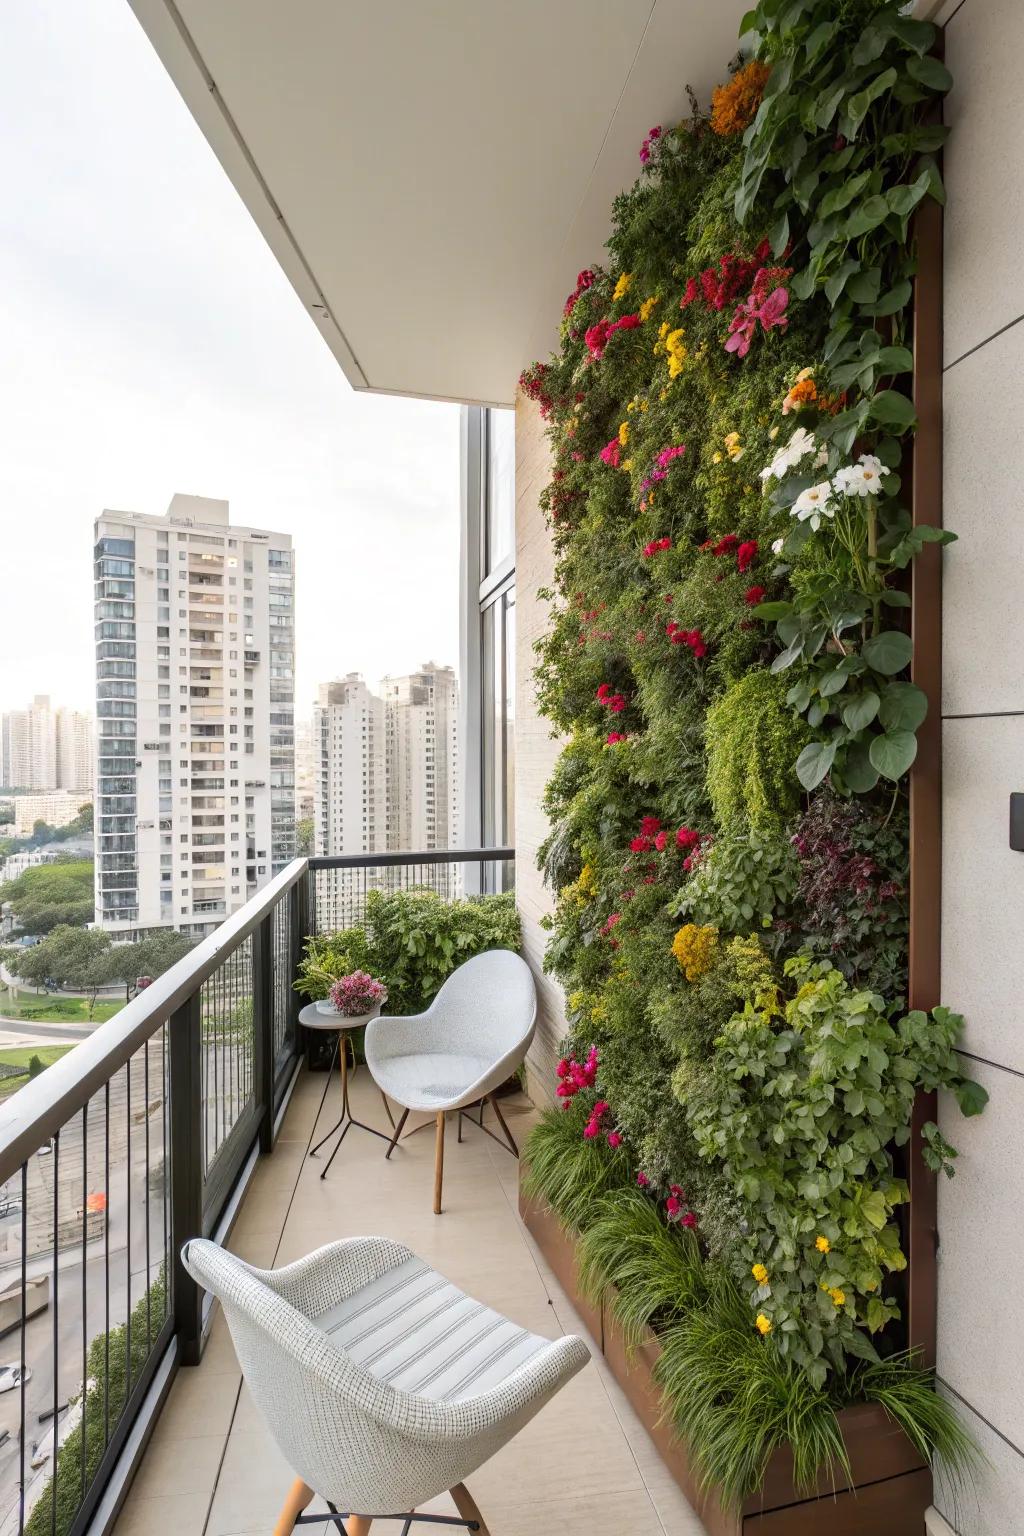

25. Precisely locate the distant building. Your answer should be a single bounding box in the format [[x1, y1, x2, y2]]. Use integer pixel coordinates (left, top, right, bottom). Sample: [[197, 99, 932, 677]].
[[2, 695, 57, 790], [93, 494, 295, 939], [312, 676, 385, 856], [379, 663, 459, 852], [294, 715, 316, 822], [56, 708, 94, 793], [9, 790, 87, 837]]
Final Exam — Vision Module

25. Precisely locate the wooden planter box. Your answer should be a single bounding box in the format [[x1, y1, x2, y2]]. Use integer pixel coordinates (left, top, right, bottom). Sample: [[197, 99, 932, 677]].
[[520, 1183, 932, 1535]]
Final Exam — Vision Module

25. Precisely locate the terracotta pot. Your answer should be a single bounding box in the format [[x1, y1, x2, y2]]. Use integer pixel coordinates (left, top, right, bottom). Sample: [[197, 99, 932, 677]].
[[519, 1180, 932, 1535]]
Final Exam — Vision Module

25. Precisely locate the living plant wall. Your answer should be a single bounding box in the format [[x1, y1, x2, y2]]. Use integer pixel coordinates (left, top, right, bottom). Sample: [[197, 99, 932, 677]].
[[521, 0, 986, 1505]]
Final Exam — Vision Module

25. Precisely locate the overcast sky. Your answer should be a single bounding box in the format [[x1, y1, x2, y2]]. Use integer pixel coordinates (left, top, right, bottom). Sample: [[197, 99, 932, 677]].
[[0, 0, 462, 722]]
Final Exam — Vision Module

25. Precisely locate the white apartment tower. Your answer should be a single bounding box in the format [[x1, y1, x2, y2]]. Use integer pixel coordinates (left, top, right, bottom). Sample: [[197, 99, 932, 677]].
[[379, 663, 459, 851], [1, 695, 57, 789], [93, 494, 295, 938], [55, 708, 94, 793], [312, 676, 385, 855]]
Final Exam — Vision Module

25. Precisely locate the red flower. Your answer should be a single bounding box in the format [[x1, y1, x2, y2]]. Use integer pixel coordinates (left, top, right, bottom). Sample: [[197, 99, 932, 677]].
[[666, 1195, 682, 1218], [608, 694, 626, 713], [654, 831, 667, 852], [712, 534, 738, 557], [640, 816, 662, 837], [607, 1131, 622, 1149], [600, 437, 622, 468], [643, 537, 672, 557], [630, 835, 651, 853], [585, 319, 612, 360], [737, 540, 758, 573], [676, 826, 700, 851], [680, 1211, 698, 1230], [744, 584, 766, 606], [596, 683, 612, 701], [607, 731, 628, 744], [613, 313, 641, 332], [636, 1171, 650, 1188]]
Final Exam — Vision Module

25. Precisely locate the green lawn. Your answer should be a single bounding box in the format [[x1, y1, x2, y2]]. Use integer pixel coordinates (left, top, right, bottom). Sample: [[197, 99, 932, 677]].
[[0, 993, 122, 1024], [0, 1043, 76, 1097]]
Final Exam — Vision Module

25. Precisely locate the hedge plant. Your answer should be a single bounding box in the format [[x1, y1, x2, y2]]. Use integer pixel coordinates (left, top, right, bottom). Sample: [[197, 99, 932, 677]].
[[521, 0, 984, 1504]]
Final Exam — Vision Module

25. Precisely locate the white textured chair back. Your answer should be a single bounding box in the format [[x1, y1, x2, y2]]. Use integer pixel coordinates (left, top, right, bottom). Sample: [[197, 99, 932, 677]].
[[431, 949, 536, 1061]]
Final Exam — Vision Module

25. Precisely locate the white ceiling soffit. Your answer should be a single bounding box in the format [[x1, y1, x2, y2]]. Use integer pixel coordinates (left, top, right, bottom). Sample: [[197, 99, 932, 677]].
[[127, 0, 749, 407]]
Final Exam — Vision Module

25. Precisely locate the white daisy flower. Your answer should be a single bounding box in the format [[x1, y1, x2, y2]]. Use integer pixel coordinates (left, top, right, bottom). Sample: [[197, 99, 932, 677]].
[[759, 426, 826, 484], [832, 453, 890, 498], [790, 480, 835, 532], [771, 537, 785, 555]]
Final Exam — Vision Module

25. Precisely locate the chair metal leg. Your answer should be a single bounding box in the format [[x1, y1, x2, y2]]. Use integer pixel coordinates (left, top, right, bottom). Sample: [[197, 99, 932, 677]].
[[450, 1483, 488, 1536], [434, 1111, 445, 1215], [274, 1477, 314, 1536], [488, 1093, 519, 1157], [385, 1106, 410, 1158]]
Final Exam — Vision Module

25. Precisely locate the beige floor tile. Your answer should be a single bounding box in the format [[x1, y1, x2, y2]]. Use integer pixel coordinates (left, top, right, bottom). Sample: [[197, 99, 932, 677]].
[[128, 1423, 226, 1498], [156, 1365, 241, 1441], [112, 1491, 212, 1536]]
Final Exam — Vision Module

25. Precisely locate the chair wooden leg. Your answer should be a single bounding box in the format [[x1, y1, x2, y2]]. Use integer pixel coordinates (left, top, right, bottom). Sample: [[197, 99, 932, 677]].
[[450, 1482, 489, 1536], [273, 1477, 313, 1536], [434, 1110, 445, 1215]]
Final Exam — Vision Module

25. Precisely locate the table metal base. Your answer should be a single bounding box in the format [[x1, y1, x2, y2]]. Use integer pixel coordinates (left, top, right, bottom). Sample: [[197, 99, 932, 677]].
[[308, 1032, 395, 1179]]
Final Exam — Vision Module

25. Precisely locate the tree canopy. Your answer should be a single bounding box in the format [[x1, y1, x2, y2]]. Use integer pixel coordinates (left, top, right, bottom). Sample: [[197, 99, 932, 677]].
[[0, 859, 94, 934]]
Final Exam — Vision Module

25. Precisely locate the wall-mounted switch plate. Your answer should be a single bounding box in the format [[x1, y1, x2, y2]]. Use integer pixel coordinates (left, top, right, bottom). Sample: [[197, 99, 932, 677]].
[[1010, 794, 1024, 852]]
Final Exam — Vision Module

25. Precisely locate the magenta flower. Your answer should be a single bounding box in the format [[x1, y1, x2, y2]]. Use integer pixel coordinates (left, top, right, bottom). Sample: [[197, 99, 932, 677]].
[[328, 971, 388, 1017]]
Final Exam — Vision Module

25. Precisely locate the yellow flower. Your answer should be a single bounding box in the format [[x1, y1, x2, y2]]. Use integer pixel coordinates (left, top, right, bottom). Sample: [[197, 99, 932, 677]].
[[829, 1288, 846, 1308], [724, 431, 744, 462], [613, 271, 633, 302], [618, 421, 630, 447], [815, 1236, 830, 1255], [768, 425, 780, 441], [665, 328, 687, 379], [621, 458, 633, 472], [755, 1314, 772, 1336], [639, 294, 659, 322], [711, 451, 723, 464], [752, 1263, 769, 1285], [672, 924, 719, 982]]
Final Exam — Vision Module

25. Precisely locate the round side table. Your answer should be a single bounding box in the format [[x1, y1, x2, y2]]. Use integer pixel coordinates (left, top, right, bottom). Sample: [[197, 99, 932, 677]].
[[299, 1002, 395, 1179]]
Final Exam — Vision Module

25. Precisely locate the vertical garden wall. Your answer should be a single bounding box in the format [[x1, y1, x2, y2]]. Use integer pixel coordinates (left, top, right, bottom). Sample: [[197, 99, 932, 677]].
[[520, 0, 987, 1519]]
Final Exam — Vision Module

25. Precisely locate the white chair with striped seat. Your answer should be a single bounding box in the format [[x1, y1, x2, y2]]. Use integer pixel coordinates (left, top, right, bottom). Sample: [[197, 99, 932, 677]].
[[182, 1235, 589, 1536]]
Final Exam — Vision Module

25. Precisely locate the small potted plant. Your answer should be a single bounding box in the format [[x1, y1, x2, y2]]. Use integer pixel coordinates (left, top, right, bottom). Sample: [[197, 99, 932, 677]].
[[317, 970, 388, 1025]]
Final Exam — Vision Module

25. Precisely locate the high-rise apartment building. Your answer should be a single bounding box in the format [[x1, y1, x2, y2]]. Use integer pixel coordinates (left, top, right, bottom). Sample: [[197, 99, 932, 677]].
[[1, 695, 57, 789], [379, 663, 459, 851], [93, 494, 295, 938], [55, 708, 94, 793], [312, 676, 385, 856]]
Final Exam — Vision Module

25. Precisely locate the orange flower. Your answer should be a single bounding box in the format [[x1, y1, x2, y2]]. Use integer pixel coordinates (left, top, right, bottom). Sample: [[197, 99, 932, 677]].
[[783, 376, 818, 414], [711, 60, 771, 137]]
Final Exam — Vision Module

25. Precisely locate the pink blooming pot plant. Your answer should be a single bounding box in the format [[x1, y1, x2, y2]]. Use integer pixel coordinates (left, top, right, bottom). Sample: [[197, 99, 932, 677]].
[[328, 970, 388, 1017]]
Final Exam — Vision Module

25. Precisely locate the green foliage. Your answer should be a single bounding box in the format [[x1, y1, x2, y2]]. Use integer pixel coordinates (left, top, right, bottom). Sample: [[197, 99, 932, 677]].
[[295, 816, 314, 855], [522, 1104, 632, 1232], [705, 672, 808, 831], [0, 860, 94, 935], [686, 956, 986, 1386], [576, 1186, 705, 1349], [27, 1053, 44, 1079], [295, 888, 521, 1014], [673, 825, 798, 936], [5, 926, 111, 998], [26, 1273, 167, 1536]]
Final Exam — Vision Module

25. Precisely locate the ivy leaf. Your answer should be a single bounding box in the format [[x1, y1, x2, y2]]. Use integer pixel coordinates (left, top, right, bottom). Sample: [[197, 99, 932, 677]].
[[955, 1078, 989, 1117], [890, 17, 936, 54], [795, 740, 837, 790], [879, 681, 928, 732], [846, 67, 897, 132], [852, 22, 891, 66], [819, 669, 848, 698], [846, 267, 882, 304], [791, 264, 818, 301], [818, 169, 873, 220], [869, 389, 917, 429], [842, 691, 880, 732], [875, 344, 914, 373], [862, 279, 912, 317], [753, 600, 794, 620], [869, 729, 918, 781], [862, 630, 913, 674], [843, 739, 879, 793], [825, 258, 861, 305], [887, 173, 931, 219], [813, 81, 848, 130], [844, 195, 890, 237], [771, 638, 804, 674], [769, 209, 790, 258], [906, 54, 953, 93]]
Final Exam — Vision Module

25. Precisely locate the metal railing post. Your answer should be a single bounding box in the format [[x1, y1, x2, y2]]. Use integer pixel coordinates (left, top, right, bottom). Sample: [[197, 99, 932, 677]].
[[169, 990, 204, 1366], [290, 871, 311, 1060], [253, 909, 275, 1153]]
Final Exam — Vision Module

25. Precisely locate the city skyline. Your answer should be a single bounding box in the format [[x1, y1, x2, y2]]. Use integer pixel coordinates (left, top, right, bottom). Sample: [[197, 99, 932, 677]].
[[0, 0, 462, 719]]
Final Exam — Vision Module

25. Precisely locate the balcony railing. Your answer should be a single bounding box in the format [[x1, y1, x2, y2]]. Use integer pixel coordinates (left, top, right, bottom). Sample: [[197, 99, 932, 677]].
[[0, 847, 513, 1536]]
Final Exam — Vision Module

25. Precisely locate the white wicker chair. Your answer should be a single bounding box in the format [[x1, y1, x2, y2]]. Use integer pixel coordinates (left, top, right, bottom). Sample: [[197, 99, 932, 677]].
[[182, 1236, 588, 1536], [364, 951, 536, 1214]]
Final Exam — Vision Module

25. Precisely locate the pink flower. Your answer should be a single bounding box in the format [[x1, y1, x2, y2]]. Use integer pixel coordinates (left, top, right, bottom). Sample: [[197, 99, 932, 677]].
[[640, 125, 663, 162], [328, 971, 388, 1016], [583, 1120, 600, 1139], [607, 731, 628, 744], [666, 1196, 682, 1218], [636, 1171, 650, 1188], [607, 1131, 623, 1149], [601, 913, 622, 938], [600, 437, 622, 468], [680, 1212, 698, 1229]]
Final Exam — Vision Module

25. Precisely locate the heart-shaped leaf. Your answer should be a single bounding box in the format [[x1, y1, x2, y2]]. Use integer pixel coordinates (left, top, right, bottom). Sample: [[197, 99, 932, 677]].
[[796, 740, 837, 790], [879, 681, 928, 732], [868, 389, 916, 429], [842, 691, 880, 732], [843, 739, 880, 793], [863, 630, 913, 675], [869, 729, 918, 780]]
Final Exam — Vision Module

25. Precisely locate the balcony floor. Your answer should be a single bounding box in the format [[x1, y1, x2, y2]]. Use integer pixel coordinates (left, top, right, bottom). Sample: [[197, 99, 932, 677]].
[[113, 1066, 706, 1536]]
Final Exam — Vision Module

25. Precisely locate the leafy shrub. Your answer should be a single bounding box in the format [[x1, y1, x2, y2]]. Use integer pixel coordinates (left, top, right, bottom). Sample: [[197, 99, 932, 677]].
[[704, 671, 808, 832], [295, 888, 520, 1014], [672, 827, 799, 938]]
